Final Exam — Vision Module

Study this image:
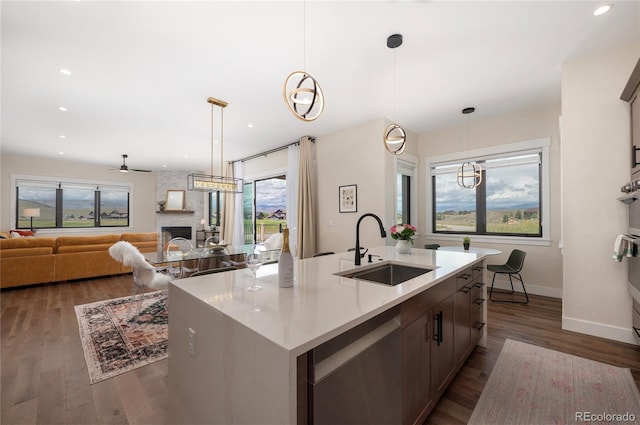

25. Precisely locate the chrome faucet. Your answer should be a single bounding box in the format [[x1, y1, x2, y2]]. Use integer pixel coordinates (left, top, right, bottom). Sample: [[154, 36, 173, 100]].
[[355, 213, 387, 265]]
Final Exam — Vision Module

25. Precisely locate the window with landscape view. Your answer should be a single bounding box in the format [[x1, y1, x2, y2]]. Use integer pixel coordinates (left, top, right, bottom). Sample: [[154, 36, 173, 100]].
[[243, 175, 287, 245], [431, 145, 545, 238], [15, 178, 131, 229]]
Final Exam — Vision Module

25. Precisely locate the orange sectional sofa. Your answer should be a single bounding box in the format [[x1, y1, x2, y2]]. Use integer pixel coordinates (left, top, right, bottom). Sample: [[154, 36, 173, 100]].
[[0, 232, 158, 289]]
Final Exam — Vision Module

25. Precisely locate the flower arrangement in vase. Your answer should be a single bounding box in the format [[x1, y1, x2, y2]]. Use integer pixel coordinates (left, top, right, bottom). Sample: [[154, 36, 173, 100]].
[[390, 224, 416, 254], [463, 236, 471, 251]]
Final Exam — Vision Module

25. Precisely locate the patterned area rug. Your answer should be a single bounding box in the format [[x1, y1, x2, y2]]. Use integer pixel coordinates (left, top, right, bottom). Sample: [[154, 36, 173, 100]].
[[469, 339, 640, 424], [74, 290, 168, 384]]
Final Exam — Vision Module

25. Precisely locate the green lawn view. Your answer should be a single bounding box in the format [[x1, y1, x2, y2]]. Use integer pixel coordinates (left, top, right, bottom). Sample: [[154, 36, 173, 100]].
[[246, 218, 286, 243], [17, 204, 128, 229], [435, 208, 539, 235]]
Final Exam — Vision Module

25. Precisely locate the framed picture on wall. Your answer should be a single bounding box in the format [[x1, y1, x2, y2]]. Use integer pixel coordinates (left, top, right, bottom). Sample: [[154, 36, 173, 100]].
[[339, 184, 357, 213]]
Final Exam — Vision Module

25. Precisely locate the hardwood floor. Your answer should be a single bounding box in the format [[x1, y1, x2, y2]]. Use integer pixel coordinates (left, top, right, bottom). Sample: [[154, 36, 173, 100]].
[[1, 276, 639, 425], [425, 296, 640, 425]]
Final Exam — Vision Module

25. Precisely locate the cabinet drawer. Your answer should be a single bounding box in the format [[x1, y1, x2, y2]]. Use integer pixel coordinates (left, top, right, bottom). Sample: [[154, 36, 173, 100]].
[[401, 277, 455, 327], [471, 264, 484, 281], [470, 284, 485, 343], [455, 267, 474, 291]]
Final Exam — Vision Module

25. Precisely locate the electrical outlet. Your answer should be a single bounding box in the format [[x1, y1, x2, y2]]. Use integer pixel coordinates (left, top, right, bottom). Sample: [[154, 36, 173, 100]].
[[187, 327, 196, 357]]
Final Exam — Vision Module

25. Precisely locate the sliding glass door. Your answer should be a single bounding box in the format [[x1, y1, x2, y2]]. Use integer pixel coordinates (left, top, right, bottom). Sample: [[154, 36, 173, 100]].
[[243, 175, 287, 245]]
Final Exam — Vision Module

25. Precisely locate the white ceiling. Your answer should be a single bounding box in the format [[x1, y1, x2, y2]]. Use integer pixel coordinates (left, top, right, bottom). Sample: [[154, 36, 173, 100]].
[[2, 1, 639, 173]]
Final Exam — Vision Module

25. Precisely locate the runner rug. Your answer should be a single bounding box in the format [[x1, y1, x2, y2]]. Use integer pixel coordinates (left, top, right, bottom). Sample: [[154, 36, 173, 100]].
[[74, 290, 168, 384], [468, 339, 640, 424]]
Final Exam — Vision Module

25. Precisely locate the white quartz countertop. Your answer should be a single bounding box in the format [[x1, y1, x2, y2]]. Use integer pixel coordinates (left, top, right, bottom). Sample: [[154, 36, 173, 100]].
[[170, 245, 484, 356]]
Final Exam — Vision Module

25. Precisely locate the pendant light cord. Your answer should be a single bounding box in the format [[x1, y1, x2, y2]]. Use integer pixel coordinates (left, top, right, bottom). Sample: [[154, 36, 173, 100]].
[[214, 103, 219, 176], [220, 106, 224, 177]]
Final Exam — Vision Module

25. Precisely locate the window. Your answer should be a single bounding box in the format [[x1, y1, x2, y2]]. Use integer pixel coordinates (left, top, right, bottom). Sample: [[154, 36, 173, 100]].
[[15, 177, 131, 229], [428, 138, 549, 240], [208, 190, 223, 227], [242, 175, 287, 244], [396, 158, 417, 225]]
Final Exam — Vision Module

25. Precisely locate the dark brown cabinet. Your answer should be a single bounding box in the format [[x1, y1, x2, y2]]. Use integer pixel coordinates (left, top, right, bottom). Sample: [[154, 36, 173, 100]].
[[621, 57, 640, 176], [430, 294, 456, 397], [401, 314, 433, 425], [400, 260, 485, 425], [454, 270, 473, 369]]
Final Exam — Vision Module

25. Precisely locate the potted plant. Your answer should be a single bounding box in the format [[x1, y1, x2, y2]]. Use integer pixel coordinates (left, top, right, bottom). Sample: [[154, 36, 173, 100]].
[[390, 224, 417, 254], [463, 236, 471, 251]]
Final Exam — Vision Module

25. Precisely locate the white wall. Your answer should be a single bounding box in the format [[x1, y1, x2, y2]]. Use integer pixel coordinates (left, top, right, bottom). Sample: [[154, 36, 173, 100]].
[[314, 118, 419, 254], [417, 104, 564, 299], [0, 154, 157, 235], [561, 42, 639, 345]]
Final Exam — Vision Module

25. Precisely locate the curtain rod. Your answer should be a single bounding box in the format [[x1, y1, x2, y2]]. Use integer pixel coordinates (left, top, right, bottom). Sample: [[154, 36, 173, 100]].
[[232, 136, 315, 164]]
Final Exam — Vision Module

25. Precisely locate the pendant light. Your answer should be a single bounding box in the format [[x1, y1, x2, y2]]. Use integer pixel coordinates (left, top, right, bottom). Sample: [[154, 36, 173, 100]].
[[456, 107, 482, 189], [283, 0, 324, 122], [383, 33, 406, 155], [187, 97, 243, 193]]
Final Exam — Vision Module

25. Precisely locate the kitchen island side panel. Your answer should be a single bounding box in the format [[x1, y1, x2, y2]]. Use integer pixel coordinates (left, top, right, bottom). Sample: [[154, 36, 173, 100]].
[[168, 283, 295, 424]]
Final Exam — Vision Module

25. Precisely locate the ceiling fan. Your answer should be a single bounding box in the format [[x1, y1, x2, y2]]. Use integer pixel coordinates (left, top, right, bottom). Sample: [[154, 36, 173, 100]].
[[112, 154, 152, 173]]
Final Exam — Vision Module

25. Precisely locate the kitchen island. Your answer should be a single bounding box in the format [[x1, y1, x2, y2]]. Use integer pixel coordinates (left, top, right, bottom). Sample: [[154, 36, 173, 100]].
[[168, 246, 488, 424]]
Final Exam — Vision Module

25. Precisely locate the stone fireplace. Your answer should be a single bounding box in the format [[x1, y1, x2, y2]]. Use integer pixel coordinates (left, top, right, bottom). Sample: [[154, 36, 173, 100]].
[[161, 226, 193, 250]]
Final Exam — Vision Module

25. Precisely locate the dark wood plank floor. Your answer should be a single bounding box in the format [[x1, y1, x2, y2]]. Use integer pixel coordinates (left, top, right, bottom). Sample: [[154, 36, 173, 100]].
[[2, 275, 639, 425]]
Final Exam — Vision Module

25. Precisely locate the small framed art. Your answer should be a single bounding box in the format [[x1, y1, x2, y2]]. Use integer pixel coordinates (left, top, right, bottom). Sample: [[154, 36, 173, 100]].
[[339, 184, 357, 213]]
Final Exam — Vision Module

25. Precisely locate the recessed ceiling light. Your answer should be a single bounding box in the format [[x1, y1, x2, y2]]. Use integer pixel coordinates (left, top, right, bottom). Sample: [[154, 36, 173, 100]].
[[59, 69, 71, 75], [58, 106, 68, 112], [162, 164, 168, 168], [184, 154, 189, 158], [58, 152, 64, 155], [593, 4, 613, 16], [59, 134, 66, 139], [248, 124, 254, 128]]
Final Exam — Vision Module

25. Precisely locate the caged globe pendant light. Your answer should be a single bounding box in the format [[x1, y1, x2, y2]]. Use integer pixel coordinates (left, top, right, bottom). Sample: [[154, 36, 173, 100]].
[[383, 33, 407, 155], [283, 0, 324, 122], [456, 107, 482, 189]]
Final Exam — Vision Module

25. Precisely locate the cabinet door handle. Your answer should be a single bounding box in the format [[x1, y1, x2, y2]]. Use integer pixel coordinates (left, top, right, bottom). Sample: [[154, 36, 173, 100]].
[[473, 322, 486, 330], [634, 145, 640, 167], [474, 298, 486, 305], [473, 282, 484, 289], [460, 287, 471, 294], [433, 311, 443, 346]]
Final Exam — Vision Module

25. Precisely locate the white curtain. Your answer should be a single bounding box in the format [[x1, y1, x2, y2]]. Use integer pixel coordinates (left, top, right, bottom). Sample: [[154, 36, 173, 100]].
[[287, 143, 300, 257], [231, 161, 245, 249], [221, 163, 234, 244]]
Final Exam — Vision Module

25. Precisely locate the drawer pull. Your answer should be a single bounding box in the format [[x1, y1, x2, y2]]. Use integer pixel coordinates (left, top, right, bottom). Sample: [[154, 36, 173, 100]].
[[474, 298, 485, 305], [473, 282, 484, 289], [458, 273, 472, 281], [460, 287, 471, 294]]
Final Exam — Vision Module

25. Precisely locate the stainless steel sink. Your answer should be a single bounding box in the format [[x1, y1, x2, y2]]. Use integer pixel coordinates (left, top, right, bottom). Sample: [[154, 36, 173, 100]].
[[336, 262, 434, 286]]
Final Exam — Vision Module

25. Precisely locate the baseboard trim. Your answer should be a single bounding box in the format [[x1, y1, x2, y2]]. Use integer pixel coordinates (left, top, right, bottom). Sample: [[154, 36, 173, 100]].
[[489, 277, 562, 299], [562, 316, 640, 346]]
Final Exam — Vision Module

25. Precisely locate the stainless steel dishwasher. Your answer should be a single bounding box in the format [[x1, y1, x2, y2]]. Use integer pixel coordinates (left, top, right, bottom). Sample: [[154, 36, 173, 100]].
[[309, 306, 402, 424]]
